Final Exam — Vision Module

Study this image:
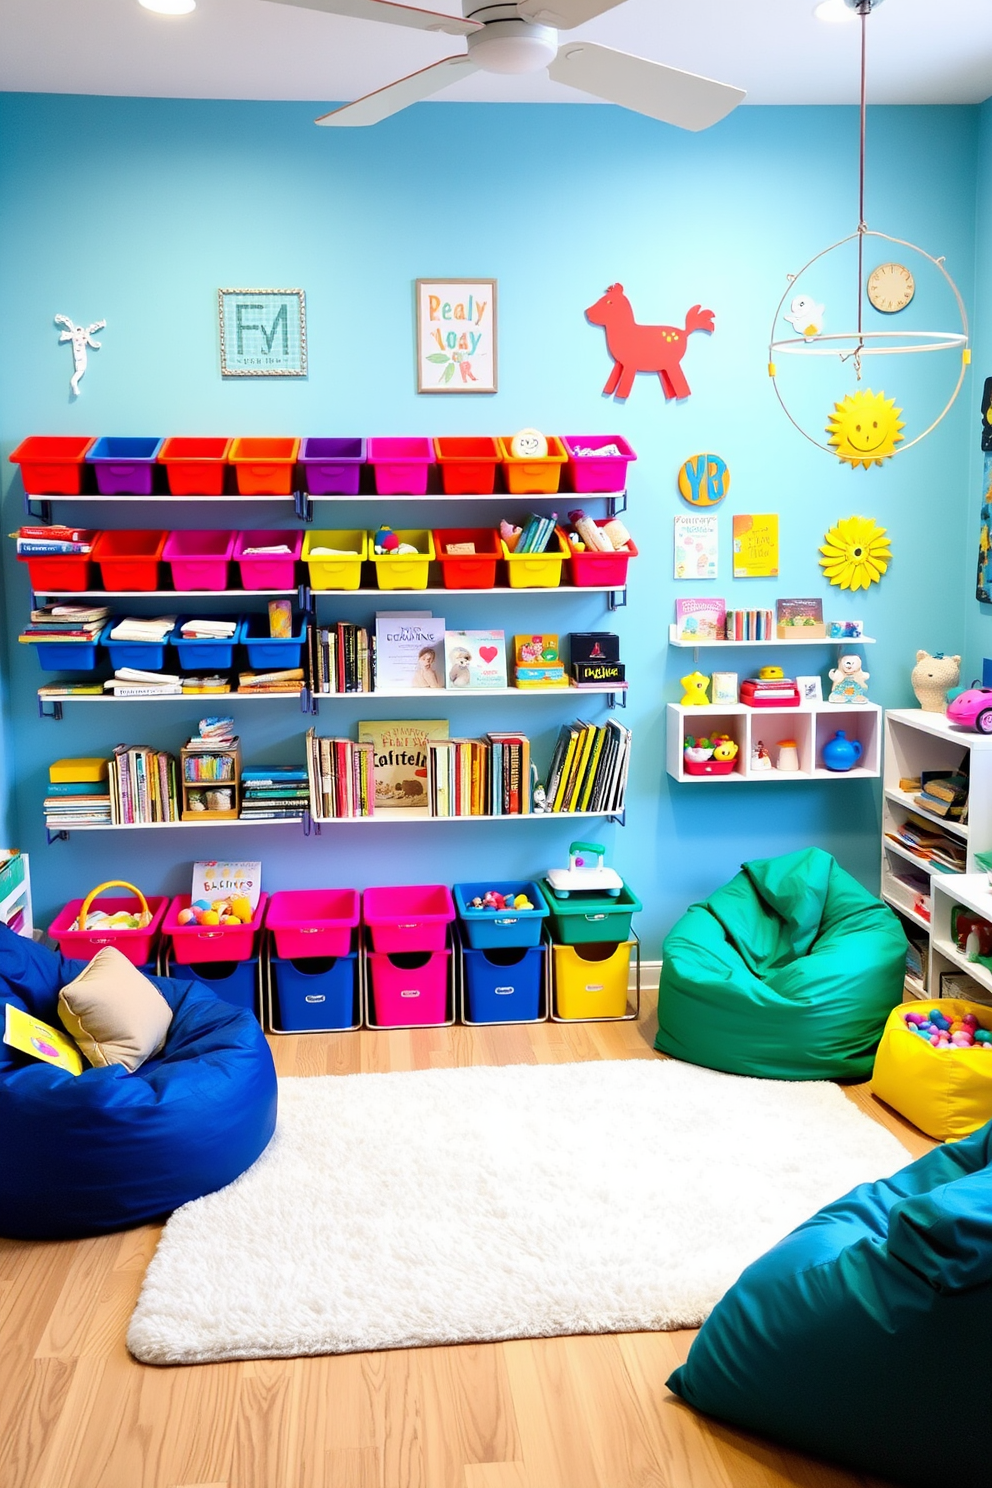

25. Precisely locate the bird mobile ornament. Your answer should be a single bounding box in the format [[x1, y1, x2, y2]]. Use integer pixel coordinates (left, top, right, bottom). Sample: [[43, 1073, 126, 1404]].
[[784, 294, 825, 341], [54, 314, 105, 397], [585, 284, 714, 402]]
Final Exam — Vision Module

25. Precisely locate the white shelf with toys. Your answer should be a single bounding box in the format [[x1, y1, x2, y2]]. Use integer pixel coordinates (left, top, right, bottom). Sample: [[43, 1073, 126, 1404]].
[[666, 701, 882, 783], [667, 625, 876, 649]]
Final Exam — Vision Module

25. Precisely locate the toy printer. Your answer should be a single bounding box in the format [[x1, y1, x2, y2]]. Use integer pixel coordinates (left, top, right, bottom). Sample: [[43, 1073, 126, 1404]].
[[545, 841, 623, 898]]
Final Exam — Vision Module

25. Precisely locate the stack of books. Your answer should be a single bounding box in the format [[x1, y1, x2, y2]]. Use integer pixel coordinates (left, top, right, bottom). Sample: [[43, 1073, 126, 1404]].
[[19, 602, 110, 648], [104, 667, 183, 698], [238, 667, 304, 695], [44, 757, 112, 829], [427, 732, 532, 816], [886, 814, 967, 873], [107, 615, 176, 644], [14, 526, 95, 557], [724, 608, 774, 642], [181, 673, 231, 694], [239, 766, 310, 821], [311, 624, 372, 694], [304, 728, 375, 819], [543, 718, 631, 815], [512, 633, 567, 690], [109, 745, 180, 824], [179, 618, 237, 641], [913, 771, 969, 822], [505, 512, 559, 554]]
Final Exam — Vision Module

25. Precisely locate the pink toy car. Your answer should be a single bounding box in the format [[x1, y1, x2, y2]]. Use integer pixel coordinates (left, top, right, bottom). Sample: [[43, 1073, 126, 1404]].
[[946, 686, 992, 733]]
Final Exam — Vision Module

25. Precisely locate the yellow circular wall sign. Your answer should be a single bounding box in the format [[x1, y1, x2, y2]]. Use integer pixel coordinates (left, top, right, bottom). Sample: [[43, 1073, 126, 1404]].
[[678, 453, 730, 506]]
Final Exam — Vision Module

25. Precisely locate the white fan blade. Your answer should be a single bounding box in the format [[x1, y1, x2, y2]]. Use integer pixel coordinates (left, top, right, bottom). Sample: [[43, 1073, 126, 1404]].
[[263, 0, 482, 37], [549, 42, 745, 131], [518, 0, 626, 28], [316, 55, 479, 126]]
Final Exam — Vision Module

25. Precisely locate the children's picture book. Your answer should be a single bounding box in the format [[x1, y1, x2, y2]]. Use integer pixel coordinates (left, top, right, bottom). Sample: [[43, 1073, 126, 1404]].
[[4, 1002, 83, 1076], [358, 719, 450, 811], [674, 515, 718, 580], [191, 861, 262, 910], [733, 514, 779, 577], [444, 631, 507, 689], [776, 596, 825, 639], [373, 614, 445, 691], [675, 597, 726, 642]]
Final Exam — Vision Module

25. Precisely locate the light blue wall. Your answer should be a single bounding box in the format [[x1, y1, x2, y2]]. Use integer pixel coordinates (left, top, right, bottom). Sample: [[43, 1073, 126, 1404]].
[[0, 93, 979, 941], [963, 97, 992, 683]]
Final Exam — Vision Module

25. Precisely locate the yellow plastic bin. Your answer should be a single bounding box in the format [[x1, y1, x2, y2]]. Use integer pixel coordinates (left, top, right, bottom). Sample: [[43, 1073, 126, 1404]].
[[370, 529, 435, 591], [501, 527, 569, 589], [553, 940, 632, 1021], [871, 998, 992, 1141], [497, 435, 567, 495], [302, 530, 367, 590]]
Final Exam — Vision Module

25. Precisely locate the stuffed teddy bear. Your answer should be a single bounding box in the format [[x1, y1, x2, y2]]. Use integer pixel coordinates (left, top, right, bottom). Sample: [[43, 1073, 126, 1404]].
[[911, 650, 961, 714], [828, 653, 870, 704]]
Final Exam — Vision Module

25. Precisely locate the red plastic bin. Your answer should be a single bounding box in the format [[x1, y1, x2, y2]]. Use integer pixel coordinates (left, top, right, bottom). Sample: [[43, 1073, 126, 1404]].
[[18, 551, 95, 591], [362, 884, 455, 954], [162, 529, 235, 589], [91, 530, 167, 591], [266, 888, 360, 959], [368, 437, 434, 495], [49, 894, 168, 967], [159, 437, 232, 496], [434, 527, 501, 589], [433, 437, 500, 495], [233, 529, 302, 590], [9, 435, 95, 494], [164, 893, 268, 965], [568, 520, 639, 587], [561, 435, 637, 494], [229, 437, 300, 496], [368, 947, 450, 1027]]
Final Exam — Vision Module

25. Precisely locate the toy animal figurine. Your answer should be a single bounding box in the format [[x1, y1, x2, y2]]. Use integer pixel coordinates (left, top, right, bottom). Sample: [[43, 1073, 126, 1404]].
[[828, 653, 870, 704], [54, 313, 105, 397], [711, 736, 739, 762], [585, 284, 714, 402], [750, 739, 773, 772], [680, 670, 711, 707], [911, 650, 961, 714]]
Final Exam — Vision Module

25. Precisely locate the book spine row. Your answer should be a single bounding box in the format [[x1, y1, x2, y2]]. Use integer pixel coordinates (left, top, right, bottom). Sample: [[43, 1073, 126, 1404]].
[[426, 735, 532, 817], [312, 625, 373, 695], [305, 728, 375, 818], [109, 747, 179, 824], [723, 609, 774, 642], [542, 718, 631, 815]]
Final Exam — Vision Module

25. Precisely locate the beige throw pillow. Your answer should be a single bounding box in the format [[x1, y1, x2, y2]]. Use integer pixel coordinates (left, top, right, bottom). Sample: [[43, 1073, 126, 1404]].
[[58, 946, 173, 1072]]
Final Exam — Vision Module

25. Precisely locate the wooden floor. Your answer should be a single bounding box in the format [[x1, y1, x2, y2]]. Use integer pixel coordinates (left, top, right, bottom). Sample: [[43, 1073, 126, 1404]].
[[0, 1004, 933, 1488]]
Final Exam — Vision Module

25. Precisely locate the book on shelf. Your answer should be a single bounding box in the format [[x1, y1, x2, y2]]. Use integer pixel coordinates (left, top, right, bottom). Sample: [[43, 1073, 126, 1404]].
[[426, 732, 531, 817], [914, 769, 969, 821], [38, 684, 105, 699], [675, 598, 726, 643], [724, 609, 774, 642], [775, 597, 825, 640], [240, 765, 309, 820], [444, 631, 507, 690], [358, 718, 449, 813], [304, 728, 375, 819], [108, 745, 180, 825], [543, 717, 630, 815], [191, 861, 262, 909], [311, 623, 373, 695], [373, 614, 444, 691], [885, 814, 966, 872], [238, 667, 304, 694]]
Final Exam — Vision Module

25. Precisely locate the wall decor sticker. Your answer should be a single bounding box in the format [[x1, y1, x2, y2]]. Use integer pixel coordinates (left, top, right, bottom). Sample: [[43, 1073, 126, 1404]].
[[416, 279, 497, 393], [54, 314, 105, 397], [819, 515, 891, 591], [585, 284, 714, 401], [677, 453, 730, 506], [826, 389, 904, 469], [218, 289, 307, 377]]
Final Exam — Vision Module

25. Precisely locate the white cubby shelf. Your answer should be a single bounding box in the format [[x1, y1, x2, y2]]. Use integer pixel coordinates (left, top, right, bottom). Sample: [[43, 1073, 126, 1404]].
[[667, 624, 875, 649], [667, 701, 881, 783]]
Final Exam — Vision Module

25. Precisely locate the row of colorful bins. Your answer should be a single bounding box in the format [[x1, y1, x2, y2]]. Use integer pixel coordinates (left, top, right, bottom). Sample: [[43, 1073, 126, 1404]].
[[10, 434, 636, 497], [29, 614, 307, 673], [18, 529, 305, 592]]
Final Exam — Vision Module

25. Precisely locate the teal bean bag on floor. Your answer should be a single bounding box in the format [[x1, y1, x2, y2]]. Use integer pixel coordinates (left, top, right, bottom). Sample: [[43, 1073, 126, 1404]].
[[667, 1120, 992, 1488], [656, 847, 906, 1079]]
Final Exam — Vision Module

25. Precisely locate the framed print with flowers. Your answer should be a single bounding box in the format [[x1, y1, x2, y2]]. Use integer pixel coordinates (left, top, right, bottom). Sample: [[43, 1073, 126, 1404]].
[[415, 279, 497, 393]]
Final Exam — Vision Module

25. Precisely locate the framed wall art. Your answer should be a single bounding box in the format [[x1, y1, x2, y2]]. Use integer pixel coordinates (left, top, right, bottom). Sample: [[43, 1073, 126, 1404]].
[[218, 288, 307, 377], [415, 279, 497, 393]]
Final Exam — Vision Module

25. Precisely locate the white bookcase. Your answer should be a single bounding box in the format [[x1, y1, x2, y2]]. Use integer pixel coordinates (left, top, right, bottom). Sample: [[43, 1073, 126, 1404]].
[[667, 701, 881, 783]]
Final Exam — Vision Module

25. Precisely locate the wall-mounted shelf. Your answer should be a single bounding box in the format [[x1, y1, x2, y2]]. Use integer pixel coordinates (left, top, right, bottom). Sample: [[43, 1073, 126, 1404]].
[[667, 624, 876, 650], [667, 701, 881, 783], [46, 807, 623, 841]]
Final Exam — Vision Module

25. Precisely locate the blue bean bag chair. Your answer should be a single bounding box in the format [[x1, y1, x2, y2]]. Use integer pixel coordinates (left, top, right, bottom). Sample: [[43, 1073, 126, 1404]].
[[0, 923, 277, 1240], [668, 1120, 992, 1488]]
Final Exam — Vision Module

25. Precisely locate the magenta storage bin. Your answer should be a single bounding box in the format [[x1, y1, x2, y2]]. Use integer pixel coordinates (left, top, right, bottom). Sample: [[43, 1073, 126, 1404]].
[[368, 948, 450, 1027], [164, 893, 268, 964], [232, 529, 302, 590], [568, 522, 639, 587], [367, 437, 434, 495], [48, 895, 168, 967], [162, 529, 235, 590], [300, 438, 366, 495], [562, 435, 637, 494], [362, 884, 455, 954], [266, 888, 360, 959]]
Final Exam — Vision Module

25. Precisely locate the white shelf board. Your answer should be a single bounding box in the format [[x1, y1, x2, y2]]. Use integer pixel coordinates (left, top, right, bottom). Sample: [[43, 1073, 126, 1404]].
[[886, 708, 992, 748], [904, 974, 927, 999], [932, 938, 992, 995], [38, 692, 303, 704], [884, 787, 969, 839], [45, 817, 304, 830], [310, 810, 617, 825], [28, 494, 297, 504], [883, 837, 937, 875], [669, 701, 882, 716], [676, 765, 878, 784], [668, 625, 875, 648], [30, 490, 621, 504], [930, 872, 992, 918], [881, 889, 930, 931], [32, 588, 296, 599], [316, 684, 623, 700]]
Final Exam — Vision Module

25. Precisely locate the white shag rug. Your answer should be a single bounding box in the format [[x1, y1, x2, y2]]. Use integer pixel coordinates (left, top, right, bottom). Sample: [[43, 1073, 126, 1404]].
[[128, 1059, 908, 1366]]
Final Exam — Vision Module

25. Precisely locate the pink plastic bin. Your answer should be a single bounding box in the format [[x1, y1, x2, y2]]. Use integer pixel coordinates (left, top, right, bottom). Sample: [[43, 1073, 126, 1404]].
[[232, 529, 302, 590], [162, 529, 235, 590], [266, 888, 360, 959], [362, 884, 455, 954], [164, 893, 268, 964], [368, 947, 450, 1027], [368, 437, 434, 495], [568, 520, 639, 587], [48, 895, 168, 966], [562, 435, 637, 494]]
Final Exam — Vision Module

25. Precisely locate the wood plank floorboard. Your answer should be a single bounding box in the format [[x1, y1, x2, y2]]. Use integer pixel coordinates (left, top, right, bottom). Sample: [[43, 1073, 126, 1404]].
[[0, 1006, 928, 1488]]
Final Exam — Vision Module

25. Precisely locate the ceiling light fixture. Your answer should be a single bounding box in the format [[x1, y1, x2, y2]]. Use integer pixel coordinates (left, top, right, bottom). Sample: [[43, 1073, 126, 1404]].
[[138, 0, 196, 15], [813, 0, 858, 22]]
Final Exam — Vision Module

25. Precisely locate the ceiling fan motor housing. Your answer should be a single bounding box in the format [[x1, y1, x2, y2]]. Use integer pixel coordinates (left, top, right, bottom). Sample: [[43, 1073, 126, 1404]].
[[464, 4, 558, 74]]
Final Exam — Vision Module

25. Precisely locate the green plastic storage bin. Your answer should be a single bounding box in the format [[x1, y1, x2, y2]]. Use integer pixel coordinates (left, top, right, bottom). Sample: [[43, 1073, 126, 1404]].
[[538, 881, 642, 945]]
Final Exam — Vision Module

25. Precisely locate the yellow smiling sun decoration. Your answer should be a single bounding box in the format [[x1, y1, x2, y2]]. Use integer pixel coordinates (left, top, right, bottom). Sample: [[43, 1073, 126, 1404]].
[[819, 515, 891, 591], [826, 389, 905, 469]]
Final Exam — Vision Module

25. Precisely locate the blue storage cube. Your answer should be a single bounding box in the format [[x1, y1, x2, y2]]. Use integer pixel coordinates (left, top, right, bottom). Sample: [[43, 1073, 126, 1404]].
[[242, 613, 307, 671], [189, 957, 258, 1015], [271, 952, 358, 1031], [31, 638, 101, 672], [99, 618, 177, 670], [453, 881, 548, 949], [463, 943, 544, 1024], [171, 614, 244, 670]]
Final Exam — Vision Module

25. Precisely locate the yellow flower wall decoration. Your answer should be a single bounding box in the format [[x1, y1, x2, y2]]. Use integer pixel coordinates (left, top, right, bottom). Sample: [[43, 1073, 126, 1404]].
[[819, 516, 891, 590], [826, 389, 905, 469]]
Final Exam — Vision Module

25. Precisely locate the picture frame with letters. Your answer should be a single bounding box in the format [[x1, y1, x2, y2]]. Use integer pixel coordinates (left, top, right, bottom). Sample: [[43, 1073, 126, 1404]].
[[218, 288, 307, 377], [415, 278, 497, 393]]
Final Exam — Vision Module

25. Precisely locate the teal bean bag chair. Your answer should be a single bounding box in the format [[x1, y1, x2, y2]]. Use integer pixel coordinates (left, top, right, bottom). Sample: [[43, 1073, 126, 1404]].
[[656, 847, 906, 1079], [668, 1120, 992, 1488]]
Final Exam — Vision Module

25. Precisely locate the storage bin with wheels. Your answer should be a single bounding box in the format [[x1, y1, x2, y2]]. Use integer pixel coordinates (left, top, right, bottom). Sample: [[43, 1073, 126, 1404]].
[[269, 950, 360, 1032], [552, 940, 633, 1021], [367, 946, 451, 1028], [462, 941, 544, 1024]]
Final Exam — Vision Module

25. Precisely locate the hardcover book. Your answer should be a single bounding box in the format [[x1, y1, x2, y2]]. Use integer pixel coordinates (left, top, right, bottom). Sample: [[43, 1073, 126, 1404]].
[[674, 515, 718, 580], [675, 597, 727, 642], [373, 614, 445, 691], [733, 514, 779, 578], [444, 631, 507, 689], [191, 861, 262, 910], [776, 597, 825, 639], [358, 719, 450, 812]]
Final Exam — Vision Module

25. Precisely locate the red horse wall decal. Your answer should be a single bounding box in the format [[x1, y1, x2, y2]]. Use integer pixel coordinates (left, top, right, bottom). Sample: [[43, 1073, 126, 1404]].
[[585, 285, 715, 401]]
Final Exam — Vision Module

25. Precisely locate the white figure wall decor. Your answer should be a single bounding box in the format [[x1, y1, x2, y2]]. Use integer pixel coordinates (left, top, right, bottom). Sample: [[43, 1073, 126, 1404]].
[[55, 314, 105, 396]]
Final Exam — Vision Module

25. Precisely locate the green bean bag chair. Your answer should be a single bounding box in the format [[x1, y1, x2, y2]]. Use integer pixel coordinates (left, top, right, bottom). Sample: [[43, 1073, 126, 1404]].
[[667, 1119, 992, 1488], [656, 847, 906, 1079]]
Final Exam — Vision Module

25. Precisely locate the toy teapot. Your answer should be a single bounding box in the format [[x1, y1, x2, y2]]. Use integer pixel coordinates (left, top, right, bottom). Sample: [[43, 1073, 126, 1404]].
[[822, 730, 863, 772]]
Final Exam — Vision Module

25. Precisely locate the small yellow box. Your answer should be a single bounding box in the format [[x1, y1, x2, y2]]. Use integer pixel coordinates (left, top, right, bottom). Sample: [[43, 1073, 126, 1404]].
[[302, 530, 367, 591], [871, 998, 992, 1141], [501, 528, 568, 589], [49, 758, 108, 784], [371, 530, 435, 591], [553, 940, 632, 1021]]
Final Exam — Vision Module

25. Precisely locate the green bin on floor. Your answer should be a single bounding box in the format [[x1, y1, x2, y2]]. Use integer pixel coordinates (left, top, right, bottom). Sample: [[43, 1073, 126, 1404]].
[[538, 881, 641, 945]]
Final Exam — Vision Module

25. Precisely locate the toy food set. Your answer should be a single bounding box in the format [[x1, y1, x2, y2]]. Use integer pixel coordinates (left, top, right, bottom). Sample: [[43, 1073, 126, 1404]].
[[872, 997, 992, 1141], [740, 668, 801, 707], [513, 633, 568, 689], [569, 631, 624, 687], [683, 733, 740, 776]]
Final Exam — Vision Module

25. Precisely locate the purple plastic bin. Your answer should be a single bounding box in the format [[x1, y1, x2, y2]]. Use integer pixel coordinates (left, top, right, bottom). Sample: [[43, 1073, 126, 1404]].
[[232, 529, 303, 590], [87, 437, 164, 495], [562, 435, 637, 494], [369, 948, 450, 1027], [362, 884, 455, 954], [162, 529, 235, 590], [300, 438, 367, 495], [267, 889, 360, 959], [368, 437, 434, 496]]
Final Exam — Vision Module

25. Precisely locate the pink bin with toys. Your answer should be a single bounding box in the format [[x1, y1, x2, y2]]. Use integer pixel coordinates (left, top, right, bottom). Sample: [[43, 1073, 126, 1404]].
[[568, 519, 639, 588], [266, 889, 360, 960], [49, 883, 168, 966], [562, 435, 637, 494], [362, 884, 454, 954], [368, 948, 450, 1027], [164, 893, 268, 964]]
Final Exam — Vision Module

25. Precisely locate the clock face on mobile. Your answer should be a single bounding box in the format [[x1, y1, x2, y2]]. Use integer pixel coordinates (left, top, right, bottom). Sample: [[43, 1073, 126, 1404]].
[[867, 262, 915, 314]]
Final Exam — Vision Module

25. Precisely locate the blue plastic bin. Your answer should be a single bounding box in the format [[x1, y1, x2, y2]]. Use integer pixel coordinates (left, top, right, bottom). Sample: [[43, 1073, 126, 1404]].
[[300, 438, 366, 495], [453, 881, 549, 949], [463, 943, 544, 1024], [99, 618, 177, 670], [242, 612, 307, 670], [87, 437, 164, 495], [271, 952, 358, 1031], [171, 615, 244, 670], [189, 957, 258, 1014], [29, 637, 102, 672]]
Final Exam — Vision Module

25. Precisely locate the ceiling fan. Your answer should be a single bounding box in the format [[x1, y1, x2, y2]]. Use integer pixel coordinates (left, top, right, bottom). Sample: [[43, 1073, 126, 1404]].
[[262, 0, 746, 130]]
